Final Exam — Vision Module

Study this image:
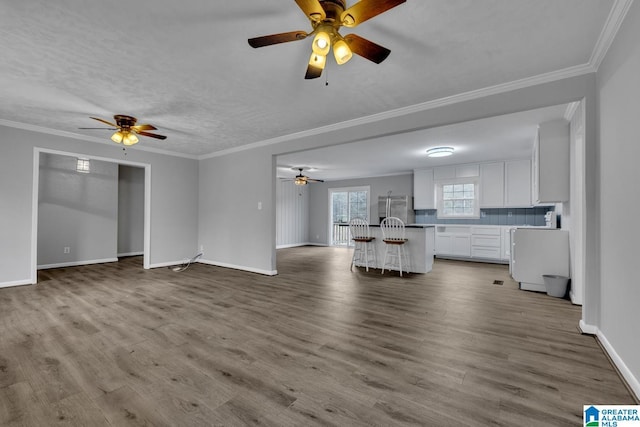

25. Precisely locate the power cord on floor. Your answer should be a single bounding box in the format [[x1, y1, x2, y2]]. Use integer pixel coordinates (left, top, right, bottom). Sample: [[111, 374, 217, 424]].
[[170, 252, 203, 272]]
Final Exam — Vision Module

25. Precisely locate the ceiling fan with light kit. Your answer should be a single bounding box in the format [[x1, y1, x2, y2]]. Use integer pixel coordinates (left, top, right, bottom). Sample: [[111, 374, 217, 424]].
[[248, 0, 406, 79], [284, 167, 325, 185], [79, 115, 167, 146]]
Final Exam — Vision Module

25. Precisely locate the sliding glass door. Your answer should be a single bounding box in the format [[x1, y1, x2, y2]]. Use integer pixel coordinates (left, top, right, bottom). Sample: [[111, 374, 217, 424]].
[[329, 186, 370, 246]]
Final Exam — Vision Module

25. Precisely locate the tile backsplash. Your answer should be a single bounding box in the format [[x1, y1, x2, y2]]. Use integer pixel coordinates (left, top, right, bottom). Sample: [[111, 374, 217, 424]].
[[415, 207, 554, 226]]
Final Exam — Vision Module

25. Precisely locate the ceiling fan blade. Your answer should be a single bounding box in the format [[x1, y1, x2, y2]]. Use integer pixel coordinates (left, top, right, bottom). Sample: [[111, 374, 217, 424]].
[[135, 130, 167, 140], [89, 116, 118, 127], [307, 178, 324, 183], [344, 34, 391, 64], [248, 31, 308, 48], [341, 0, 406, 28], [132, 123, 157, 131], [305, 64, 323, 79], [295, 0, 326, 22], [78, 127, 117, 130]]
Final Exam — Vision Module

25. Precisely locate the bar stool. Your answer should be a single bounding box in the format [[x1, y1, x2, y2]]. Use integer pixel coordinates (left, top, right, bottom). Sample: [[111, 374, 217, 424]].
[[349, 218, 376, 272], [380, 217, 410, 277]]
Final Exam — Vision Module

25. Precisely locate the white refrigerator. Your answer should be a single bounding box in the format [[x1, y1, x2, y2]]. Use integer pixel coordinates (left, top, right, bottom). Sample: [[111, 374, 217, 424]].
[[511, 228, 569, 292]]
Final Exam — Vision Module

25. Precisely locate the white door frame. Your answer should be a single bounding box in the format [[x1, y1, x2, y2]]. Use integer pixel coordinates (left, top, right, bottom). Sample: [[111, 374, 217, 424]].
[[31, 147, 152, 283]]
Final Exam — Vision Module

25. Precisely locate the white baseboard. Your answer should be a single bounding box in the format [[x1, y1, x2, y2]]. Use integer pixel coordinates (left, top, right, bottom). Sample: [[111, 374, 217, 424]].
[[596, 328, 640, 400], [579, 321, 639, 401], [117, 251, 144, 257], [148, 260, 186, 269], [198, 258, 277, 276], [276, 242, 328, 249], [276, 243, 309, 249], [579, 320, 598, 335], [37, 258, 119, 270], [0, 279, 35, 289]]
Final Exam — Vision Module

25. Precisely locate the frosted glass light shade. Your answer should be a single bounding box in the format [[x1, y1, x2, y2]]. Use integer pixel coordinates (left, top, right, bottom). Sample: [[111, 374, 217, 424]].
[[333, 39, 352, 65], [122, 132, 139, 146], [111, 130, 124, 143]]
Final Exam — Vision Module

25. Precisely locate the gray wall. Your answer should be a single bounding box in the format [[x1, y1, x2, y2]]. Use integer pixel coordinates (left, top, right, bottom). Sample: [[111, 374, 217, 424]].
[[308, 174, 413, 245], [118, 165, 145, 256], [198, 147, 276, 274], [0, 135, 39, 286], [38, 153, 118, 267], [0, 126, 199, 286], [597, 0, 640, 392]]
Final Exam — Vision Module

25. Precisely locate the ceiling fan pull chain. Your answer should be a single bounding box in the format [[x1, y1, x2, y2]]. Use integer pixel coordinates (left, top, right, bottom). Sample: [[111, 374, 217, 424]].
[[325, 61, 330, 86]]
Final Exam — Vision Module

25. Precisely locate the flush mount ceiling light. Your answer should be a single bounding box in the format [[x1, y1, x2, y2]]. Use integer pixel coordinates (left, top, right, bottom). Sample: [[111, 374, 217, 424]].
[[426, 147, 454, 157], [248, 0, 406, 80]]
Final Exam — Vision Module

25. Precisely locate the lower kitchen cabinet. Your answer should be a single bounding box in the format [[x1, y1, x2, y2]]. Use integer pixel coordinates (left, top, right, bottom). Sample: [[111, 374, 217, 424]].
[[470, 227, 501, 259], [436, 233, 471, 257], [435, 225, 509, 264]]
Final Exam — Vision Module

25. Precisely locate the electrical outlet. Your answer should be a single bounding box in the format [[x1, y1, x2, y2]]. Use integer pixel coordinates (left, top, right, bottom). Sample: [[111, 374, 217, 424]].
[[200, 245, 204, 252], [258, 201, 262, 210], [63, 247, 70, 254]]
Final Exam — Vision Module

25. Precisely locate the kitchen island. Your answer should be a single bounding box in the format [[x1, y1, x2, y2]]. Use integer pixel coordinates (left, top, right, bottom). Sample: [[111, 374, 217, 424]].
[[353, 224, 435, 274]]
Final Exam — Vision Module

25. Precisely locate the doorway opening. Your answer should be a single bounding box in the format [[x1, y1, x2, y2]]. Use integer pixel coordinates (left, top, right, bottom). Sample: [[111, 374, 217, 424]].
[[32, 148, 151, 283]]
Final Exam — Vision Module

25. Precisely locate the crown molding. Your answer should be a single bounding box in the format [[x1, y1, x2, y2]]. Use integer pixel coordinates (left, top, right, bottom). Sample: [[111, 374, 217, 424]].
[[0, 119, 198, 160], [200, 62, 594, 160], [589, 0, 635, 71]]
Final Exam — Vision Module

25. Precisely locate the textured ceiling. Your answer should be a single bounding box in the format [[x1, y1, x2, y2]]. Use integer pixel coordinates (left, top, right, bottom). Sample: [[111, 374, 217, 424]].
[[0, 1, 617, 158]]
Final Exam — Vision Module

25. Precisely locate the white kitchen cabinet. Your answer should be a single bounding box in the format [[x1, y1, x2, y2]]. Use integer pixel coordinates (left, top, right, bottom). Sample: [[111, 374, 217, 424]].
[[501, 227, 512, 261], [470, 226, 501, 259], [433, 164, 479, 181], [435, 234, 453, 254], [452, 235, 472, 256], [533, 119, 570, 204], [479, 162, 505, 208], [504, 159, 531, 207], [413, 168, 435, 210], [433, 166, 456, 181], [436, 225, 507, 263], [435, 226, 471, 257], [455, 164, 480, 178]]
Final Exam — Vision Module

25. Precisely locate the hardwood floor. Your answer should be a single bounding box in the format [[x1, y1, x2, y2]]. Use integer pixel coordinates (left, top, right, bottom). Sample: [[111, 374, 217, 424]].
[[0, 246, 635, 426]]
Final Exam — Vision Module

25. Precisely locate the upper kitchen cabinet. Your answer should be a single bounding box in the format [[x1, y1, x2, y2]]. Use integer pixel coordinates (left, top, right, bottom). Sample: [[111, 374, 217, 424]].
[[504, 159, 532, 207], [479, 162, 504, 208], [433, 164, 479, 180], [533, 119, 570, 204], [413, 168, 435, 210]]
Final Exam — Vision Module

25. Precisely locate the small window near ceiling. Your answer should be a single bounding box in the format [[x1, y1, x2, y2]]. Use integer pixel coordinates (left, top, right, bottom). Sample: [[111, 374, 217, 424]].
[[436, 179, 479, 218], [76, 158, 90, 173]]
